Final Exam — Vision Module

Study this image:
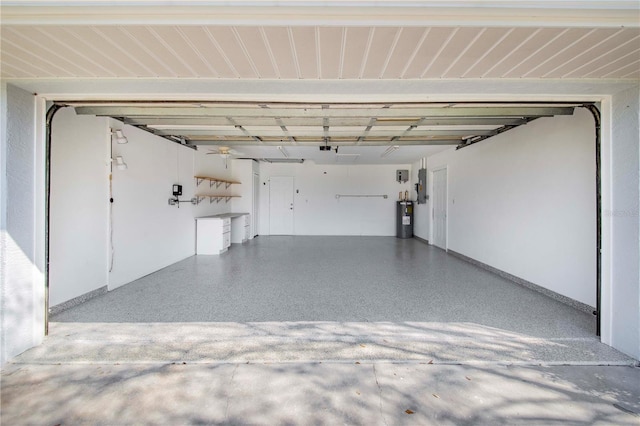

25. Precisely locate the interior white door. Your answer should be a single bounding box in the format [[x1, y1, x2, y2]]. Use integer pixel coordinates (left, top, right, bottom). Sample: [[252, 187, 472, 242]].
[[269, 176, 294, 235], [252, 173, 259, 237], [432, 168, 447, 250]]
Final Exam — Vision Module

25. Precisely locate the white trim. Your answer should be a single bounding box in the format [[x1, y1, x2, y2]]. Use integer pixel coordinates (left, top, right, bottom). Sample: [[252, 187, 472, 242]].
[[599, 96, 613, 347], [4, 79, 637, 104], [2, 2, 638, 27], [430, 165, 448, 250], [33, 96, 47, 342]]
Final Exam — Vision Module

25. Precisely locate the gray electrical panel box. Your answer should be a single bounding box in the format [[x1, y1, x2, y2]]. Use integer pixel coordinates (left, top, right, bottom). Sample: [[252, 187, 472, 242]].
[[417, 168, 427, 204], [396, 169, 409, 183]]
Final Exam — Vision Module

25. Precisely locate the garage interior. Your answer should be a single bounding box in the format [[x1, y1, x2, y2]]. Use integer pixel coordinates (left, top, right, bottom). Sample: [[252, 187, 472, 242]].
[[1, 2, 639, 423], [41, 98, 619, 364]]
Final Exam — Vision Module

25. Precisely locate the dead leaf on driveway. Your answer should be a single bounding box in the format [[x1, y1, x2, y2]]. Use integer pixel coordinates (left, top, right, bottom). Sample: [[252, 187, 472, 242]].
[[405, 409, 415, 414]]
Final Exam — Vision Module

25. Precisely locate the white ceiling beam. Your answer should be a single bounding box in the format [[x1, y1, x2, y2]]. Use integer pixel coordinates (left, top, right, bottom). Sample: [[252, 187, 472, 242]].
[[2, 3, 638, 27]]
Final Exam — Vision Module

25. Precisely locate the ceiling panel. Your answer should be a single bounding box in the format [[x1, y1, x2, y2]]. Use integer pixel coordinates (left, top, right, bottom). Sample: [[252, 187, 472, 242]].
[[442, 27, 511, 78], [380, 27, 426, 79], [402, 27, 457, 78], [234, 26, 278, 79], [529, 28, 619, 78], [262, 27, 298, 78], [575, 38, 640, 78], [3, 28, 87, 77], [90, 27, 166, 76], [484, 28, 566, 78], [0, 45, 59, 77], [590, 53, 640, 78], [123, 26, 193, 77], [149, 26, 216, 77], [1, 24, 638, 80], [206, 26, 256, 78], [291, 26, 317, 79], [360, 27, 399, 79], [462, 27, 536, 78], [542, 28, 629, 78], [33, 27, 121, 77], [340, 27, 371, 78], [424, 27, 485, 78], [505, 28, 595, 78], [318, 27, 343, 79]]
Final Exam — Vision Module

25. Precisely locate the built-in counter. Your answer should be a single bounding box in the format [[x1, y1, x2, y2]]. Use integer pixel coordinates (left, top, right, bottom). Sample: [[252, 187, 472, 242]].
[[195, 213, 250, 255]]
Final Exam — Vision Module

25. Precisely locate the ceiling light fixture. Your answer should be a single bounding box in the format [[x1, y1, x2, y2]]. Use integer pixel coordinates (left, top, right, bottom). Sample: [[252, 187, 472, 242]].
[[381, 145, 400, 158], [277, 145, 289, 158], [111, 129, 128, 144]]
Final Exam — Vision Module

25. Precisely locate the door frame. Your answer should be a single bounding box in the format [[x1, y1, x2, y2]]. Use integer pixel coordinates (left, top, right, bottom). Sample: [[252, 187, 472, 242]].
[[36, 95, 612, 345], [252, 172, 259, 237], [430, 166, 448, 251]]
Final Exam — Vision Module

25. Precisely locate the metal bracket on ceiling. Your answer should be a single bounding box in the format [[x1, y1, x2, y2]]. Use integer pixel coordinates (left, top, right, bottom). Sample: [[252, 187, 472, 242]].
[[109, 117, 197, 150], [455, 116, 542, 150]]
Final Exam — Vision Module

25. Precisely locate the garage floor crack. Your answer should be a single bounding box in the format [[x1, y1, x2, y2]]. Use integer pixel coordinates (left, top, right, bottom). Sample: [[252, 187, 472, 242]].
[[373, 364, 388, 426], [225, 363, 239, 421]]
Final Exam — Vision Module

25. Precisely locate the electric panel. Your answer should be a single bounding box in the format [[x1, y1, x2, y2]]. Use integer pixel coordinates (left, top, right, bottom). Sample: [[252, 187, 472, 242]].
[[417, 168, 427, 204]]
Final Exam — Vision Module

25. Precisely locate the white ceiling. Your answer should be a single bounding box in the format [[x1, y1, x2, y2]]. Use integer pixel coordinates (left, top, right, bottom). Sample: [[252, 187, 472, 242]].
[[2, 1, 638, 164], [2, 25, 639, 80]]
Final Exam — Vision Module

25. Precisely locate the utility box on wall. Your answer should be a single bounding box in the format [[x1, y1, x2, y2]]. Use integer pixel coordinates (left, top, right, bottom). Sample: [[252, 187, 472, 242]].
[[396, 169, 409, 183], [417, 168, 427, 204]]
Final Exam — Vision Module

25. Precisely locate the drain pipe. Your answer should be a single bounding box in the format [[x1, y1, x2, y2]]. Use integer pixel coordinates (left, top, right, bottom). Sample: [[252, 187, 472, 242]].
[[44, 103, 64, 336], [582, 104, 602, 337]]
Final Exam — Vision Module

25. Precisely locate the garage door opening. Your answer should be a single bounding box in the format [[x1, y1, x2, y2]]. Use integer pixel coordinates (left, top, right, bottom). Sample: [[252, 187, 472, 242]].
[[43, 100, 610, 364]]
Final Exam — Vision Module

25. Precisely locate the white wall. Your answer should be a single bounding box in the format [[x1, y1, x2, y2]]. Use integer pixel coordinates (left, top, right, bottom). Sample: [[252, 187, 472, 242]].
[[46, 112, 235, 301], [109, 121, 197, 289], [606, 86, 640, 359], [0, 84, 44, 365], [259, 162, 412, 236], [426, 109, 596, 307], [49, 108, 110, 306]]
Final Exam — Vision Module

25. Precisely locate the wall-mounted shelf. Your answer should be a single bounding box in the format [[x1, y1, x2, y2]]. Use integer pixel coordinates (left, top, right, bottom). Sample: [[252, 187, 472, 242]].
[[195, 175, 241, 189], [195, 194, 241, 204]]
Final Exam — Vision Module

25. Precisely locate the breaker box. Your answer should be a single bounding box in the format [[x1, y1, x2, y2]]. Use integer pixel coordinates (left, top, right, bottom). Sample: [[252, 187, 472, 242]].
[[417, 168, 427, 204], [396, 169, 409, 183]]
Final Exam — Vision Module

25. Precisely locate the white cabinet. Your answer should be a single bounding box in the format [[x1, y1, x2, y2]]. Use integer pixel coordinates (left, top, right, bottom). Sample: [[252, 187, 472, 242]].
[[231, 214, 250, 244], [196, 217, 231, 254]]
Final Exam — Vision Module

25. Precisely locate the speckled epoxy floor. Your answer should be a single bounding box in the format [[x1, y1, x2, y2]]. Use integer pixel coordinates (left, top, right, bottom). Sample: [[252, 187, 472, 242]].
[[53, 236, 594, 338], [6, 237, 637, 424]]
